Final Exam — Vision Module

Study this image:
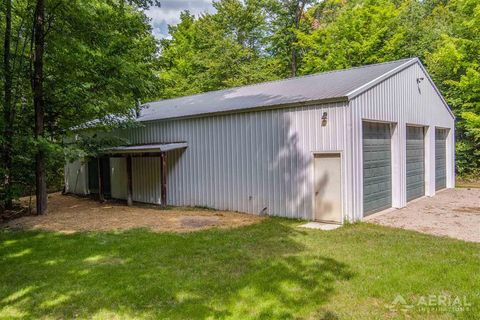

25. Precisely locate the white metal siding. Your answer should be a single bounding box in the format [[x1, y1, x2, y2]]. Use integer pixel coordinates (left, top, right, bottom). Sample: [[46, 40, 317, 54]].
[[132, 157, 162, 205], [114, 102, 349, 220], [64, 160, 88, 195], [110, 158, 127, 200], [348, 63, 455, 220]]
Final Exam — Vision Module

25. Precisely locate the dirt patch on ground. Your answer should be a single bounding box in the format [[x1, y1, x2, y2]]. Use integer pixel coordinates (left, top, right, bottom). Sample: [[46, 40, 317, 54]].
[[367, 188, 480, 243], [1, 193, 263, 233]]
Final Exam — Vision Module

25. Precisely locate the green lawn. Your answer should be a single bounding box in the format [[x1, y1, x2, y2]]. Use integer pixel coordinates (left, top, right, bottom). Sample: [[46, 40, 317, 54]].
[[0, 220, 478, 319]]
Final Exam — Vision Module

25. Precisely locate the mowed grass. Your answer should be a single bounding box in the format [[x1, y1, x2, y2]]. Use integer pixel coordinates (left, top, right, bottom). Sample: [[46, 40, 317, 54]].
[[0, 219, 478, 319]]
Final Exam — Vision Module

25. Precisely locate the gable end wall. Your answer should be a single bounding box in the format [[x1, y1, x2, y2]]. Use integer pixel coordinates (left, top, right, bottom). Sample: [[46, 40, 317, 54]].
[[346, 63, 455, 220]]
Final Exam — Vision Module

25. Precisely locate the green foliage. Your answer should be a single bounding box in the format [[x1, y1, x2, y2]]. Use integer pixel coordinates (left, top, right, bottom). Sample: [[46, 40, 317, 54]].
[[0, 0, 159, 206], [44, 0, 160, 131], [425, 0, 480, 175], [455, 140, 480, 177], [265, 0, 317, 76], [158, 1, 282, 99], [64, 133, 130, 163], [298, 0, 401, 72]]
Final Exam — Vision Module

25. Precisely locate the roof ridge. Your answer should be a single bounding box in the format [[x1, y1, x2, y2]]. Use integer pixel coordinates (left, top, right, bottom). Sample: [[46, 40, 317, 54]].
[[145, 57, 417, 107], [346, 57, 418, 99]]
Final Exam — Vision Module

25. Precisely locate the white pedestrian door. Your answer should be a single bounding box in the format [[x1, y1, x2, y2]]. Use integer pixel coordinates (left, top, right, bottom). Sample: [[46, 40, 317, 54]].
[[314, 153, 342, 223]]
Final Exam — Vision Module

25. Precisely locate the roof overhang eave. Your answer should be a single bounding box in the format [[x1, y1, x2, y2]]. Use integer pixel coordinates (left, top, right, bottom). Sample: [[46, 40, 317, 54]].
[[138, 96, 350, 123], [104, 142, 188, 155]]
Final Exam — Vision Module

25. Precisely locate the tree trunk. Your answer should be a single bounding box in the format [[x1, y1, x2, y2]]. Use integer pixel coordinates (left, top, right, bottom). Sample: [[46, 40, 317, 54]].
[[291, 48, 297, 77], [33, 0, 47, 214], [3, 0, 13, 209], [291, 0, 306, 77]]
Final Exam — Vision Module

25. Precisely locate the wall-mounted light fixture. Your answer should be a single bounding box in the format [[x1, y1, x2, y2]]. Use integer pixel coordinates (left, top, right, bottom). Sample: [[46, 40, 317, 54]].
[[416, 77, 425, 94], [321, 112, 328, 127]]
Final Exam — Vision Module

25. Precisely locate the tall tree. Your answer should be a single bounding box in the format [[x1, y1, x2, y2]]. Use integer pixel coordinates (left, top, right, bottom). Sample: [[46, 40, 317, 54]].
[[159, 0, 280, 98], [2, 0, 13, 209], [296, 0, 400, 73], [291, 0, 309, 76], [267, 0, 314, 77], [0, 0, 160, 209], [33, 0, 47, 214], [426, 0, 480, 176]]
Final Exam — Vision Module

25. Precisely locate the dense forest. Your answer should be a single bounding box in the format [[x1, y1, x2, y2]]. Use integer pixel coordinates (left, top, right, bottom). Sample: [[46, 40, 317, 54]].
[[0, 0, 479, 212]]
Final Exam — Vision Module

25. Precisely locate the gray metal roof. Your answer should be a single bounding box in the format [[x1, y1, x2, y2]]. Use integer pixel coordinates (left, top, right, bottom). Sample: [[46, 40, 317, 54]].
[[138, 58, 418, 122]]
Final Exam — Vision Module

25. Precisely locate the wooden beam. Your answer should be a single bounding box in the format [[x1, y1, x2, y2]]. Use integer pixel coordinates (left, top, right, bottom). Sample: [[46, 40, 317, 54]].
[[160, 152, 167, 206], [97, 157, 104, 202], [126, 155, 133, 206]]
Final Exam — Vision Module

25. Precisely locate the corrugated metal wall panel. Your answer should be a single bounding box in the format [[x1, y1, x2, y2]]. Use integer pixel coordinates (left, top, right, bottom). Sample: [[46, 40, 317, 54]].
[[348, 63, 455, 220], [110, 158, 127, 200], [64, 160, 88, 195], [110, 102, 348, 220], [132, 157, 162, 205]]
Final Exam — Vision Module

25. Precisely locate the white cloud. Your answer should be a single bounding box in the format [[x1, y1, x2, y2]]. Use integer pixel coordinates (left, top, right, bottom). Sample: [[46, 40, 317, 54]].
[[146, 0, 215, 39]]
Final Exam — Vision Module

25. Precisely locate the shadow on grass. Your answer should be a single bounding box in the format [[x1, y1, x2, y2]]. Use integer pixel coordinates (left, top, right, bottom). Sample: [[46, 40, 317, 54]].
[[0, 220, 353, 319]]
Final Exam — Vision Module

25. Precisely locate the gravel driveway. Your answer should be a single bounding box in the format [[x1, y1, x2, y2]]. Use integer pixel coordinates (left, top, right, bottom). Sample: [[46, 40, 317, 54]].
[[366, 188, 480, 243]]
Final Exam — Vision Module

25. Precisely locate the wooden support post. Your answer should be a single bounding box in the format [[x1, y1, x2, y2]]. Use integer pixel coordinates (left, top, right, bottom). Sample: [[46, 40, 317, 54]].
[[160, 152, 167, 206], [97, 157, 104, 202], [126, 155, 133, 206]]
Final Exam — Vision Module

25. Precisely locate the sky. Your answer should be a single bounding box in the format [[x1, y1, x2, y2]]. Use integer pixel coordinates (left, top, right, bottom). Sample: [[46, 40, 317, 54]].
[[146, 0, 215, 39]]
